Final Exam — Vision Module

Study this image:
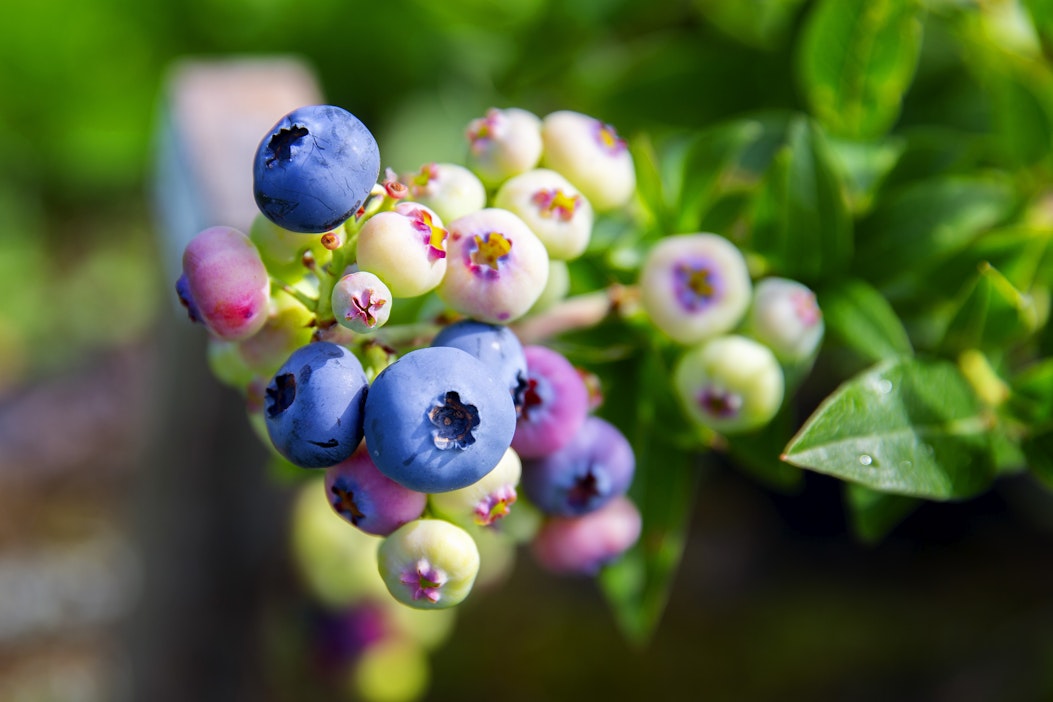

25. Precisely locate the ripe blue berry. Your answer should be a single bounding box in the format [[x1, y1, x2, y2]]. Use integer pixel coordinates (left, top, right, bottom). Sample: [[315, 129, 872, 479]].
[[430, 319, 528, 408], [264, 341, 369, 468], [520, 415, 635, 517], [363, 346, 517, 493], [253, 105, 381, 233]]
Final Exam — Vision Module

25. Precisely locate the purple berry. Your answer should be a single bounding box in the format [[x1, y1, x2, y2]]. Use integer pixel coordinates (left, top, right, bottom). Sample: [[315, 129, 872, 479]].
[[264, 341, 369, 468], [324, 443, 427, 536], [363, 346, 517, 493], [511, 345, 589, 459], [531, 495, 641, 575], [253, 105, 381, 233], [520, 415, 634, 516], [430, 319, 527, 408], [180, 226, 271, 341]]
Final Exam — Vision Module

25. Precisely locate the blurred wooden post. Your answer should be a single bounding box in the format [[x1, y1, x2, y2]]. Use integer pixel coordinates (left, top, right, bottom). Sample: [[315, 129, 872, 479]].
[[131, 57, 322, 702]]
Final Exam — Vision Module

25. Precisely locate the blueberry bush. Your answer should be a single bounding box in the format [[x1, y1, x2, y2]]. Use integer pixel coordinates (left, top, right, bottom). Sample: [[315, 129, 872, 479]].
[[176, 2, 1053, 687]]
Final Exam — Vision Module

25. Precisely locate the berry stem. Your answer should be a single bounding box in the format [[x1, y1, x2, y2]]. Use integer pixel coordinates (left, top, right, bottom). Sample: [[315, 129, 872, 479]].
[[513, 284, 637, 344], [271, 279, 318, 311]]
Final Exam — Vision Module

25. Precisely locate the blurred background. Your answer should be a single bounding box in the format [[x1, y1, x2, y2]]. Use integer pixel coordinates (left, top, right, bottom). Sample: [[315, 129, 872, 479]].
[[2, 0, 1053, 700]]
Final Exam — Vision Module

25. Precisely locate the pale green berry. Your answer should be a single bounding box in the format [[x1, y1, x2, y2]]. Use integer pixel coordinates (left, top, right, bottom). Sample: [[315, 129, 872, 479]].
[[673, 335, 785, 435], [332, 271, 392, 333], [377, 519, 480, 609], [404, 162, 486, 223], [348, 637, 430, 702], [356, 203, 448, 298], [206, 338, 255, 389], [540, 110, 635, 212], [746, 277, 824, 364], [639, 233, 752, 345], [529, 259, 571, 314], [466, 107, 543, 188], [429, 447, 522, 530], [288, 479, 388, 607], [248, 212, 330, 281], [494, 168, 594, 260]]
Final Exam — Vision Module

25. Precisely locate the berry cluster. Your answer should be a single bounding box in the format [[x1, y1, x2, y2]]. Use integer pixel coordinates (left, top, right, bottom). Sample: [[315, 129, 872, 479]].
[[177, 104, 645, 614], [639, 235, 824, 436]]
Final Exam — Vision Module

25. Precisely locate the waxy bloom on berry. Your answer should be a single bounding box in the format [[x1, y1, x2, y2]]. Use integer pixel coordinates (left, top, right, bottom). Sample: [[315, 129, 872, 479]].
[[438, 208, 550, 324], [639, 233, 752, 345], [355, 202, 448, 298], [403, 162, 486, 223], [540, 110, 635, 212], [494, 168, 594, 261], [324, 443, 427, 536], [673, 335, 784, 435], [378, 519, 481, 609], [465, 107, 544, 187]]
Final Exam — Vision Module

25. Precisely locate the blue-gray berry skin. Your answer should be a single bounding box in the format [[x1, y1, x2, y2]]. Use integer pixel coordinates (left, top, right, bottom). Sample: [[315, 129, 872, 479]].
[[431, 319, 528, 406], [264, 342, 369, 468], [253, 105, 381, 233], [521, 415, 635, 516], [363, 346, 516, 493]]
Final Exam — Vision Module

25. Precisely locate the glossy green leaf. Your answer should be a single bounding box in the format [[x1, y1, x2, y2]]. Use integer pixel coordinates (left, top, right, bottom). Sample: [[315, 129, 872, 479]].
[[940, 262, 1040, 352], [630, 132, 674, 236], [797, 0, 923, 139], [818, 278, 914, 364], [1009, 357, 1053, 423], [750, 116, 853, 283], [845, 483, 919, 543], [854, 176, 1017, 296], [783, 357, 999, 499]]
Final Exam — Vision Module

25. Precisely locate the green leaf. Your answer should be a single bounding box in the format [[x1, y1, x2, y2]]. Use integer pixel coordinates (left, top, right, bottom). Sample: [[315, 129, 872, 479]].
[[597, 342, 702, 646], [845, 483, 919, 543], [1023, 429, 1053, 489], [1022, 0, 1053, 58], [940, 262, 1040, 353], [854, 176, 1017, 296], [695, 0, 808, 50], [630, 132, 674, 236], [783, 357, 999, 500], [823, 134, 906, 215], [1009, 357, 1053, 423], [818, 278, 914, 364], [750, 116, 853, 283], [797, 0, 923, 139], [675, 113, 791, 233]]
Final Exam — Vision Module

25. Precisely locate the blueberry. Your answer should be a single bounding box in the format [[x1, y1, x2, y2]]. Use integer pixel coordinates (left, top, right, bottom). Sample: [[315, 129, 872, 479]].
[[430, 319, 527, 408], [324, 443, 427, 536], [377, 518, 480, 609], [520, 415, 634, 516], [264, 341, 369, 468], [253, 105, 381, 233], [180, 226, 271, 341], [363, 346, 517, 493], [511, 344, 589, 459], [531, 495, 641, 575], [673, 334, 784, 435]]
